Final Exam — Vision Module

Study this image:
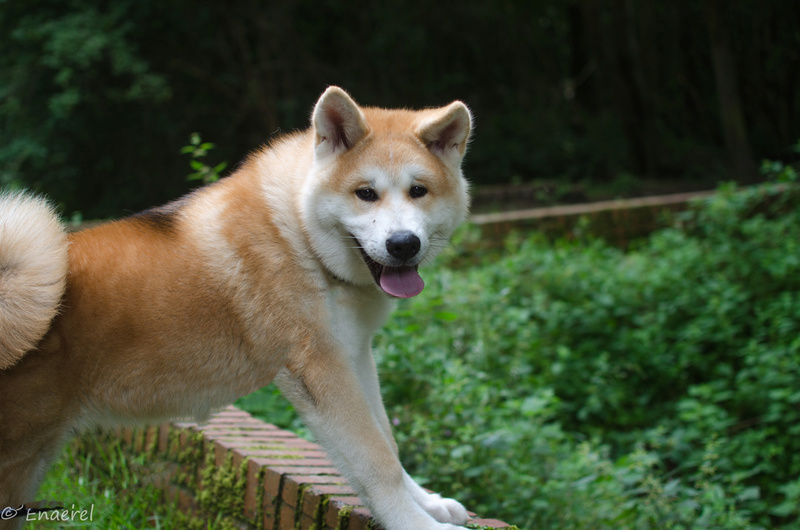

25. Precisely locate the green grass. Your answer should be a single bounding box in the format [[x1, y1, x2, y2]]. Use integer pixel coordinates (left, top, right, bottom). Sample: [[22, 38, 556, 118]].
[[30, 434, 174, 529]]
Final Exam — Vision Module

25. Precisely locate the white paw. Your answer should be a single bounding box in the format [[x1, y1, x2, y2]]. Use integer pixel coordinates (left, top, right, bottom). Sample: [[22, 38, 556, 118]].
[[417, 522, 465, 530], [418, 492, 470, 525]]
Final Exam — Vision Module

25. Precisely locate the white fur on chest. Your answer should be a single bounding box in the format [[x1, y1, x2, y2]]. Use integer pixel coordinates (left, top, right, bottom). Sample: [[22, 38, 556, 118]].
[[325, 283, 392, 360]]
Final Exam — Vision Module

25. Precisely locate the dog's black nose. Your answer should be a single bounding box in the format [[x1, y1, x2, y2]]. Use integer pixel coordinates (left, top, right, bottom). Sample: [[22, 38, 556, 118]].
[[386, 231, 421, 261]]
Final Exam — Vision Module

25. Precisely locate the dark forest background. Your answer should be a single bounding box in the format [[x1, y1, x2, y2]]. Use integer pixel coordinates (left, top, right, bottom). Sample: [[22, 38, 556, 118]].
[[1, 1, 798, 219]]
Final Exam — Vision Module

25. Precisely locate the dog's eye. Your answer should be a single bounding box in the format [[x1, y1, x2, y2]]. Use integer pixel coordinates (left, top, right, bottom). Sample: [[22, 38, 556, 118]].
[[355, 188, 379, 202], [410, 185, 428, 199]]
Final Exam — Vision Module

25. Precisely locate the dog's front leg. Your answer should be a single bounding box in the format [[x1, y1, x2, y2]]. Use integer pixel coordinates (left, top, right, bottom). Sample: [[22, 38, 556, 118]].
[[350, 345, 471, 525], [276, 345, 467, 530]]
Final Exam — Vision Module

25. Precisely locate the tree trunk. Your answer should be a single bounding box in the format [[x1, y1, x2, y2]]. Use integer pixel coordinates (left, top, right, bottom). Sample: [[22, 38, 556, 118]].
[[706, 0, 757, 181], [567, 2, 597, 112], [595, 0, 658, 178]]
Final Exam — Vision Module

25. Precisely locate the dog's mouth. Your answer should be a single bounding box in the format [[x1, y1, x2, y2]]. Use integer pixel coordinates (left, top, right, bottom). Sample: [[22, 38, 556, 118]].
[[355, 241, 425, 299]]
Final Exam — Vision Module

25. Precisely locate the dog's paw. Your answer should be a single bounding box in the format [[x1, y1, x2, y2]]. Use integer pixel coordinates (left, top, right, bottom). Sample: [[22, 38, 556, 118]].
[[418, 491, 470, 525]]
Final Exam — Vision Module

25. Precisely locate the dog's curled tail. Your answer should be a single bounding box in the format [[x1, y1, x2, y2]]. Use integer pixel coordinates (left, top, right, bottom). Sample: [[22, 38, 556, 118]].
[[0, 191, 69, 370]]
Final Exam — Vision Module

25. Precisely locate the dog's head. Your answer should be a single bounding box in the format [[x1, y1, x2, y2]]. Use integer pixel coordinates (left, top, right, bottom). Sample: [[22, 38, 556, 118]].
[[301, 87, 472, 298]]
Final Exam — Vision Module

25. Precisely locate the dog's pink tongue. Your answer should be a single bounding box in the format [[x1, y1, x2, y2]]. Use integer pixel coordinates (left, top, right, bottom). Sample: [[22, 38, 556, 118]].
[[380, 266, 425, 298]]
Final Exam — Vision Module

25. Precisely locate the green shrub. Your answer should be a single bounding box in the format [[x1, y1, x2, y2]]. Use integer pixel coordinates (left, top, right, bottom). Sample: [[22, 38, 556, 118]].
[[377, 179, 799, 528], [240, 178, 800, 529]]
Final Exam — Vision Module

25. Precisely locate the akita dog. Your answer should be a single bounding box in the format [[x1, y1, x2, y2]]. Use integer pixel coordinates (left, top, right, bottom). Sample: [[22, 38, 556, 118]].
[[0, 87, 473, 529]]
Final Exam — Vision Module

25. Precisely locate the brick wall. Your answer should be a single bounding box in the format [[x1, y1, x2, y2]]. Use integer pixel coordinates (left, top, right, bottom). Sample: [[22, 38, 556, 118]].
[[470, 190, 715, 248], [115, 406, 513, 529]]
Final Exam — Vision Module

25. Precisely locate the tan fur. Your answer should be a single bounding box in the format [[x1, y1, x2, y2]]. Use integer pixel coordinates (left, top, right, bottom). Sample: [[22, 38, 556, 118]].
[[0, 87, 472, 530], [0, 192, 68, 370]]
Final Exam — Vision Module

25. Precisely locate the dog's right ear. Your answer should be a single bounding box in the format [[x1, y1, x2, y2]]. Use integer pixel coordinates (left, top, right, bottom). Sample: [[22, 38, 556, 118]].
[[312, 87, 369, 159]]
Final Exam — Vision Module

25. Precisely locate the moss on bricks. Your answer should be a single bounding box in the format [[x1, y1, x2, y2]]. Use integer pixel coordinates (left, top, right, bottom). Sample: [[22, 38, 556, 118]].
[[168, 429, 182, 460], [336, 505, 352, 529], [174, 510, 206, 530], [134, 427, 146, 453], [293, 483, 312, 530], [146, 426, 159, 456], [251, 464, 266, 525], [173, 510, 242, 530], [314, 495, 329, 529], [198, 450, 248, 516], [175, 432, 204, 489]]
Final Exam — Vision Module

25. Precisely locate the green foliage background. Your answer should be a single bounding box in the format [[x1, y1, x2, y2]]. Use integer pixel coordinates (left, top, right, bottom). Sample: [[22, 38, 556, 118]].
[[2, 1, 800, 217], [239, 178, 800, 529]]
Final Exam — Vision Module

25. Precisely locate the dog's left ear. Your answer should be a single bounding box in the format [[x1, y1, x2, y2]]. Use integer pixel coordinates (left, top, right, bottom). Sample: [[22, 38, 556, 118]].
[[416, 101, 473, 166], [312, 86, 370, 159]]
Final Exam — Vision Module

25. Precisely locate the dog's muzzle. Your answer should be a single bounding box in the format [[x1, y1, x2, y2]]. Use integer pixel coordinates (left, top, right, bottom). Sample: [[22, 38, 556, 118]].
[[355, 231, 426, 298]]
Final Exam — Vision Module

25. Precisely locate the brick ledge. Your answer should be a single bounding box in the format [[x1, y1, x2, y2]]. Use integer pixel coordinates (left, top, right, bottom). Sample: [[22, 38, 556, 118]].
[[117, 405, 513, 529]]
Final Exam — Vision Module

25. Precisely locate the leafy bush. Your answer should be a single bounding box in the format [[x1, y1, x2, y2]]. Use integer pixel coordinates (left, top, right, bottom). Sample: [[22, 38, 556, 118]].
[[240, 178, 800, 529]]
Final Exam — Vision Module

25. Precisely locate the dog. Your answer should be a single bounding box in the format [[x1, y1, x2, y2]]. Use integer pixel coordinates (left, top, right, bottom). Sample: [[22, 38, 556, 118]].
[[0, 87, 473, 529]]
